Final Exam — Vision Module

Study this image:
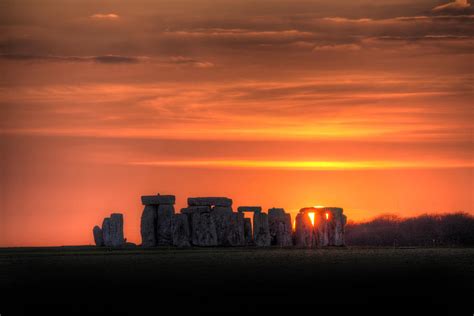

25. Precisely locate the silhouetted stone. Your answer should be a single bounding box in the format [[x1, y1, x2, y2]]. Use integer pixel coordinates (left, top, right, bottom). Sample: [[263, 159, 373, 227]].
[[188, 197, 232, 207], [156, 205, 175, 245], [237, 206, 262, 213], [244, 218, 253, 245], [211, 206, 233, 245], [171, 214, 191, 247], [181, 206, 211, 214], [228, 212, 245, 246], [323, 207, 345, 246], [191, 210, 218, 246], [140, 205, 157, 247], [312, 211, 328, 247], [93, 225, 104, 246], [101, 214, 125, 247], [268, 208, 285, 217], [283, 214, 293, 245], [253, 212, 271, 247], [109, 213, 125, 247], [102, 217, 111, 246], [295, 213, 313, 248], [141, 194, 175, 206], [269, 208, 293, 247]]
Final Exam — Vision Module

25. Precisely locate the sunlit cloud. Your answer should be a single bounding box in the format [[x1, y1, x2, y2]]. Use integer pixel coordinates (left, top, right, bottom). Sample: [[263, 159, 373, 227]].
[[168, 56, 214, 68], [90, 13, 120, 20], [433, 0, 471, 12], [1, 72, 471, 143], [322, 17, 373, 23], [312, 44, 360, 52]]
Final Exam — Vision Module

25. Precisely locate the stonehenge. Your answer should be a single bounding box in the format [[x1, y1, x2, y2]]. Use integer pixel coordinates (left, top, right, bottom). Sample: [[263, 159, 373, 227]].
[[93, 213, 125, 247], [92, 194, 347, 249]]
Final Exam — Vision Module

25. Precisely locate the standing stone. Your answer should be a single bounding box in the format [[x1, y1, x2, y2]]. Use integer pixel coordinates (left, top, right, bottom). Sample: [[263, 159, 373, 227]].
[[109, 213, 125, 247], [211, 206, 233, 246], [102, 217, 112, 247], [312, 210, 328, 247], [282, 213, 293, 246], [295, 213, 313, 248], [227, 212, 245, 246], [140, 205, 157, 247], [244, 218, 253, 245], [324, 208, 345, 246], [101, 214, 125, 247], [253, 212, 271, 247], [190, 208, 218, 246], [268, 208, 293, 247], [171, 214, 191, 247], [156, 205, 175, 246], [93, 225, 104, 246]]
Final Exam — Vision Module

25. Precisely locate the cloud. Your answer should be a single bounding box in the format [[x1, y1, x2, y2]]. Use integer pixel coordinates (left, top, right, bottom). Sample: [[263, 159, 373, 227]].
[[93, 55, 140, 64], [90, 13, 120, 20], [312, 44, 361, 52], [433, 0, 471, 12], [0, 53, 217, 68], [167, 56, 214, 68], [0, 54, 142, 64], [1, 71, 471, 144], [162, 29, 316, 48], [322, 17, 373, 23]]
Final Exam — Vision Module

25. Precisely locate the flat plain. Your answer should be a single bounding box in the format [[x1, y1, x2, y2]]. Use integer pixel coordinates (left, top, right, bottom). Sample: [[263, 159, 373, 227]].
[[1, 247, 473, 314]]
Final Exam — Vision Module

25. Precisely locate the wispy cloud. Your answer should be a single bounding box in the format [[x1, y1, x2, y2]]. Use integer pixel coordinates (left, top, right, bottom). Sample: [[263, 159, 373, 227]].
[[0, 54, 215, 67], [167, 56, 214, 68], [90, 13, 120, 20], [312, 44, 361, 52], [0, 54, 143, 64], [433, 0, 471, 12]]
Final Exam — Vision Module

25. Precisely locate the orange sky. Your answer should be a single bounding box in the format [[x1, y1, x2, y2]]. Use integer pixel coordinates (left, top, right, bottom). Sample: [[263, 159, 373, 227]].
[[0, 0, 473, 246]]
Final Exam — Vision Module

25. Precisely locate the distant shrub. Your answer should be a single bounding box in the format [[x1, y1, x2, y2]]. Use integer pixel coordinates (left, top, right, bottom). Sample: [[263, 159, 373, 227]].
[[345, 212, 474, 247]]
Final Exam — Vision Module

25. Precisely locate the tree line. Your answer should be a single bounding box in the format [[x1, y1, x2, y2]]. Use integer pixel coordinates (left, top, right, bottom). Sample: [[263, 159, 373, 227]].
[[345, 212, 474, 246]]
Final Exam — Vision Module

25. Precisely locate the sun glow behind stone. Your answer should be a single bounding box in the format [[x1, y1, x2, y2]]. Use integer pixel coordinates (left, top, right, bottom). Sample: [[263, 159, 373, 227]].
[[308, 212, 315, 226]]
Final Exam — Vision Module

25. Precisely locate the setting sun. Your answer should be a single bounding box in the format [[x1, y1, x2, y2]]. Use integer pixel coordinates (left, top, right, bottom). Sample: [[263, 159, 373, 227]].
[[308, 212, 315, 226]]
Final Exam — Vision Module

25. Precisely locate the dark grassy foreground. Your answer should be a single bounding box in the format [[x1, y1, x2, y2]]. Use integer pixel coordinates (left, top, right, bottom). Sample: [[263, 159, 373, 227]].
[[1, 247, 473, 315]]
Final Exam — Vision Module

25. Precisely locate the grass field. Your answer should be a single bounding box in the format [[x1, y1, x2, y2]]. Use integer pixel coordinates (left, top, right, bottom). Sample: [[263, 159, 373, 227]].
[[1, 247, 473, 314]]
